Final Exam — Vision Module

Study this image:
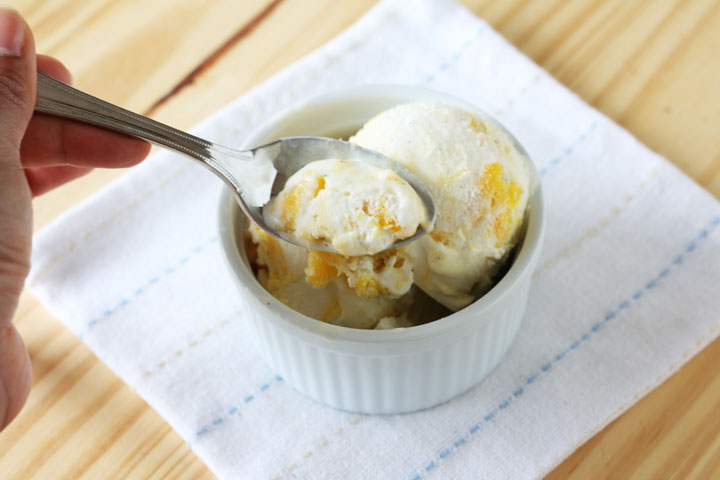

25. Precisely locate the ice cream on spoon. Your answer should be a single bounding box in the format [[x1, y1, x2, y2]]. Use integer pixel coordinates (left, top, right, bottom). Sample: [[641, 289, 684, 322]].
[[263, 158, 434, 256]]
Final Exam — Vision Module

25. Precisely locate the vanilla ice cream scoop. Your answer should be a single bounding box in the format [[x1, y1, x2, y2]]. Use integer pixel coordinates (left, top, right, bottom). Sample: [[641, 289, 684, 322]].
[[264, 159, 432, 256], [350, 102, 531, 311]]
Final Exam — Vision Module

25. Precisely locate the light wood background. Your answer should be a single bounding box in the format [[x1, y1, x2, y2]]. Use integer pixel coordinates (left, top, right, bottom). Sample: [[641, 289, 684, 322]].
[[1, 0, 719, 478]]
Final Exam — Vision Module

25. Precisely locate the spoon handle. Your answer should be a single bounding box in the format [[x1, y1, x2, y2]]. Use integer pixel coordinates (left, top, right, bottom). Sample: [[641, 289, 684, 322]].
[[34, 72, 248, 165]]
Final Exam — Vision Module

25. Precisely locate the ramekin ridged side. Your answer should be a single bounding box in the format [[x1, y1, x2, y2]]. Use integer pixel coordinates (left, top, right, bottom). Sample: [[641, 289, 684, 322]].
[[241, 261, 529, 413]]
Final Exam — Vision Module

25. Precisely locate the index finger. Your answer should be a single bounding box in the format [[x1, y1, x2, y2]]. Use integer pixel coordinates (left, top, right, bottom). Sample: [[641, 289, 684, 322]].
[[20, 55, 151, 168]]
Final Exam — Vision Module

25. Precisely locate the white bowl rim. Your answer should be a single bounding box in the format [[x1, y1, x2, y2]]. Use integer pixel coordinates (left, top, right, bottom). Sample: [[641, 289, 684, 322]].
[[218, 84, 545, 346]]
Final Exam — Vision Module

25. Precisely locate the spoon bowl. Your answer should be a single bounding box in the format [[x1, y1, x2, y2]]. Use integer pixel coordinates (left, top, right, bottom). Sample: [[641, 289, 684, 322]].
[[34, 72, 435, 255], [246, 136, 436, 253]]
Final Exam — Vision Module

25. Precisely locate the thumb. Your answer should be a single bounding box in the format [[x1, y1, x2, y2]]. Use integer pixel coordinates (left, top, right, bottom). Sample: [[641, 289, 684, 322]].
[[0, 7, 34, 430], [0, 7, 35, 154], [0, 6, 35, 314]]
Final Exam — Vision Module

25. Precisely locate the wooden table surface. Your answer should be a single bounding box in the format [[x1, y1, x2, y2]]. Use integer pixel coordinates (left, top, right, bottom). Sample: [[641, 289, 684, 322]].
[[2, 0, 719, 478]]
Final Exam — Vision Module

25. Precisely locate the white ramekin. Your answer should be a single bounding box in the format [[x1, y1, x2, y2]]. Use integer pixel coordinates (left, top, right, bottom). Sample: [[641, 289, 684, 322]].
[[217, 85, 545, 414]]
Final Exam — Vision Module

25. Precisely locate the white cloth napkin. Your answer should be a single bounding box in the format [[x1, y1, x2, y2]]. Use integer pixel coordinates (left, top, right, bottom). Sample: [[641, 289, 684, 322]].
[[28, 0, 720, 478]]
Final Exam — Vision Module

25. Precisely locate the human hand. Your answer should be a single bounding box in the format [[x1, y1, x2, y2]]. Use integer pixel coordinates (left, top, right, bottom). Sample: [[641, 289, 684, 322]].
[[0, 8, 150, 430]]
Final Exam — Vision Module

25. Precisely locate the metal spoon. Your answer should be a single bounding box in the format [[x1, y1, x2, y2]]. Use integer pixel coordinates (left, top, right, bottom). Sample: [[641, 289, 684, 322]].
[[34, 72, 436, 254]]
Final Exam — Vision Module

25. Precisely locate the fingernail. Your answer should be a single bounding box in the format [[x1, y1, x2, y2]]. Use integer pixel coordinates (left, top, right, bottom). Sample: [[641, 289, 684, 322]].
[[0, 7, 24, 56]]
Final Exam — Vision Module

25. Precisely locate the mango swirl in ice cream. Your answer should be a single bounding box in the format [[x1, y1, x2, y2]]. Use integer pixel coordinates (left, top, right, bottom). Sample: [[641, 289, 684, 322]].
[[263, 159, 430, 256], [247, 102, 531, 328], [247, 224, 416, 329]]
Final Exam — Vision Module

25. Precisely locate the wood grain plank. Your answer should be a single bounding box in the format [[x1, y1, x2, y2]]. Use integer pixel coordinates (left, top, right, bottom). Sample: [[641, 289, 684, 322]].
[[146, 0, 286, 116], [149, 0, 379, 128], [24, 0, 273, 112], [0, 0, 719, 479], [617, 1, 720, 196]]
